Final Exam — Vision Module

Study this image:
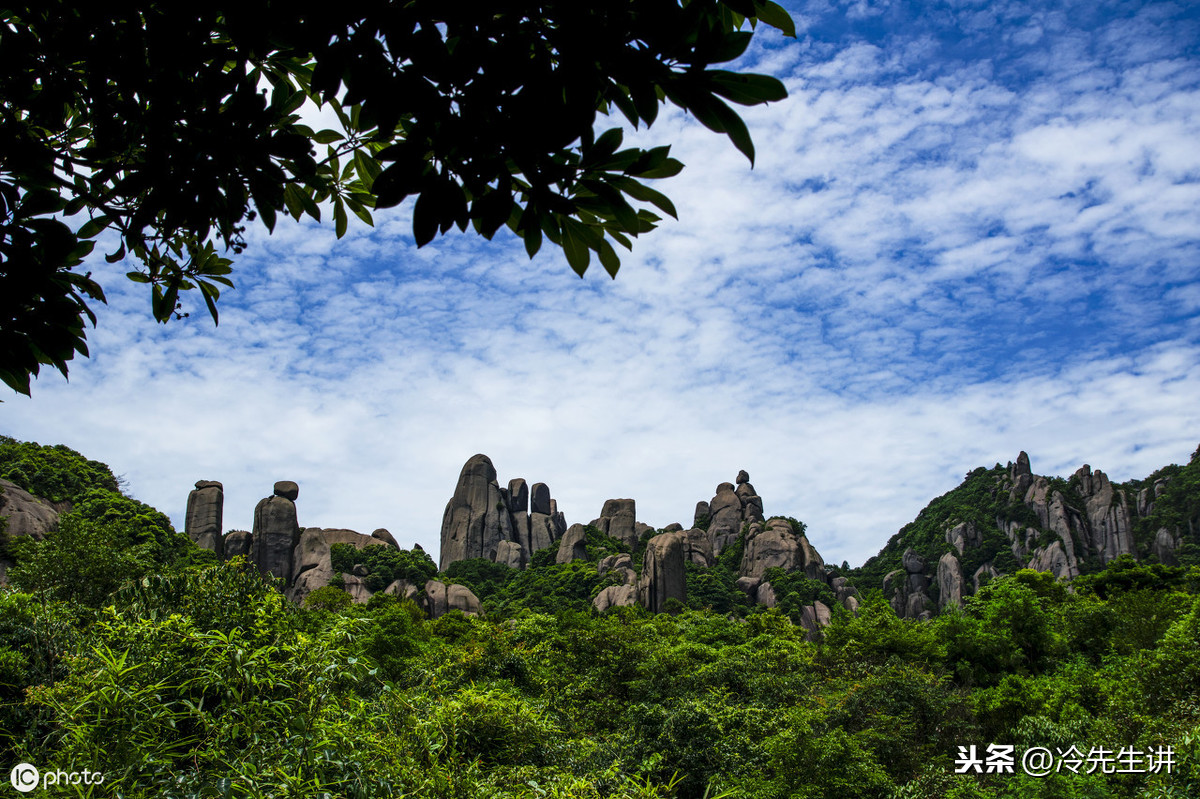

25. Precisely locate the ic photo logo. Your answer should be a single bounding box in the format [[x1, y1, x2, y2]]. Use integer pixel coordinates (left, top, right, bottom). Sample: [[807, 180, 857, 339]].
[[9, 763, 38, 793]]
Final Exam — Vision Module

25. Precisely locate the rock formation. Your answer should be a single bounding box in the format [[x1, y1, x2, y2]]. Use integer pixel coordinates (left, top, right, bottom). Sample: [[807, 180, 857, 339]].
[[638, 532, 686, 613], [556, 523, 589, 564], [701, 471, 765, 556], [251, 481, 303, 585], [936, 552, 964, 612], [884, 548, 933, 620], [593, 583, 638, 612], [438, 455, 566, 571], [288, 526, 394, 605], [0, 478, 61, 541], [185, 480, 224, 558], [423, 580, 483, 617], [590, 498, 638, 550]]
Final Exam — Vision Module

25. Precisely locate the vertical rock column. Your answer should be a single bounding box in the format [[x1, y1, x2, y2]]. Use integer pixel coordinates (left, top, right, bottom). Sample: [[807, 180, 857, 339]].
[[439, 454, 514, 571], [252, 481, 302, 585], [185, 480, 225, 558], [639, 532, 686, 613]]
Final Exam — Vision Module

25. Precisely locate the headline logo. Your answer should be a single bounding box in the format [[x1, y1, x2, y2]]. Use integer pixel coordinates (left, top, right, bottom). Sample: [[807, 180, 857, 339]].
[[9, 763, 105, 793]]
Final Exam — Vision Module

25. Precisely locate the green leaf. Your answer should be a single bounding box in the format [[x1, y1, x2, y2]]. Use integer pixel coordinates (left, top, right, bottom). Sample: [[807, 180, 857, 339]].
[[353, 150, 382, 188], [334, 198, 348, 238], [753, 0, 798, 37], [345, 196, 374, 226], [613, 177, 679, 219], [412, 189, 439, 247], [598, 238, 621, 279], [258, 202, 277, 233], [126, 271, 151, 284], [200, 281, 220, 325], [709, 71, 788, 105], [560, 221, 590, 276], [105, 243, 127, 263], [313, 129, 344, 144], [78, 216, 110, 239]]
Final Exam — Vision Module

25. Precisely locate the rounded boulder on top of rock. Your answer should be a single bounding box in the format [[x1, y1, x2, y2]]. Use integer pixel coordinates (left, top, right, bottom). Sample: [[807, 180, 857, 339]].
[[273, 481, 300, 501]]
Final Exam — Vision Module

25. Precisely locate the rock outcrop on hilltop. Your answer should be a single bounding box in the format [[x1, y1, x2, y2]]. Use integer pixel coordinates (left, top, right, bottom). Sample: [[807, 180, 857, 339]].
[[185, 480, 224, 558], [869, 447, 1200, 618], [184, 479, 481, 618], [438, 454, 566, 572], [0, 478, 65, 583]]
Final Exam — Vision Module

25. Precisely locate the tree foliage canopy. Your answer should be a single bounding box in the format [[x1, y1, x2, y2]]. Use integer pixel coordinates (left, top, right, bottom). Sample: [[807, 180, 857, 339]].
[[0, 1, 795, 394]]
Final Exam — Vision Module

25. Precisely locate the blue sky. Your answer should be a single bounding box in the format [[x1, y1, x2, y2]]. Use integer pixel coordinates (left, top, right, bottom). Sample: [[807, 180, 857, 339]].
[[4, 0, 1199, 568]]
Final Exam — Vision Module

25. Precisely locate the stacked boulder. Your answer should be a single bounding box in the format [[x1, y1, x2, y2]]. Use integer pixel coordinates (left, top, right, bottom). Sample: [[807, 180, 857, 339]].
[[698, 469, 764, 556], [438, 454, 566, 572], [185, 479, 481, 617], [884, 548, 934, 620], [184, 480, 224, 558]]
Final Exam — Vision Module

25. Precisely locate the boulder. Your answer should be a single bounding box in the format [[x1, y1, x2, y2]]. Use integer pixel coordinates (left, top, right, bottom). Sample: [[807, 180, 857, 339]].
[[598, 553, 636, 585], [439, 454, 514, 570], [739, 523, 799, 579], [383, 579, 421, 603], [252, 489, 302, 585], [273, 480, 300, 501], [694, 501, 711, 527], [0, 478, 60, 541], [902, 548, 926, 574], [736, 469, 750, 485], [423, 580, 482, 618], [1152, 527, 1179, 566], [529, 512, 558, 553], [797, 537, 826, 581], [185, 480, 224, 557], [735, 576, 761, 596], [680, 526, 713, 567], [639, 532, 686, 614], [496, 540, 528, 570], [556, 523, 589, 564], [706, 483, 743, 553], [530, 482, 552, 515], [223, 530, 252, 559], [593, 584, 638, 612], [287, 527, 379, 604], [1075, 465, 1134, 564], [973, 563, 999, 592], [663, 522, 684, 533], [755, 581, 777, 608], [1028, 540, 1076, 581], [371, 528, 399, 548], [592, 499, 638, 550], [341, 573, 373, 604], [937, 552, 964, 611]]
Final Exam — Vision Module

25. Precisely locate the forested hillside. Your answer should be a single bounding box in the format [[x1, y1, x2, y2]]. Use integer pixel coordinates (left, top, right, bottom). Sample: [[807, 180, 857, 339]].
[[1, 436, 1198, 798]]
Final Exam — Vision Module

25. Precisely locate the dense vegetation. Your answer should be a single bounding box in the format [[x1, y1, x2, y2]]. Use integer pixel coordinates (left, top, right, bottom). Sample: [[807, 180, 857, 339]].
[[1, 438, 1199, 798]]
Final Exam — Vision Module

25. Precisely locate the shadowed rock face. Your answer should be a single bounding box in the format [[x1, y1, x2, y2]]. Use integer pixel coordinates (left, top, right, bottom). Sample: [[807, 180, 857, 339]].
[[252, 487, 302, 585], [591, 498, 638, 550], [287, 527, 384, 605], [556, 523, 589, 564], [639, 532, 686, 614], [185, 480, 224, 558], [0, 478, 60, 541], [439, 454, 514, 571], [593, 583, 637, 612], [439, 455, 566, 571], [937, 552, 964, 612], [423, 580, 482, 618]]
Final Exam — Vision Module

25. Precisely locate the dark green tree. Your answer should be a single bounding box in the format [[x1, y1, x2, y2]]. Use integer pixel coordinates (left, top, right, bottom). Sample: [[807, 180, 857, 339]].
[[1, 1, 794, 394]]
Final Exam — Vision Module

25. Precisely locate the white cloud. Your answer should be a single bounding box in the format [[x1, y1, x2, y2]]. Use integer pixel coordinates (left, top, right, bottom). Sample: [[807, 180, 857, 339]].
[[4, 0, 1199, 571]]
